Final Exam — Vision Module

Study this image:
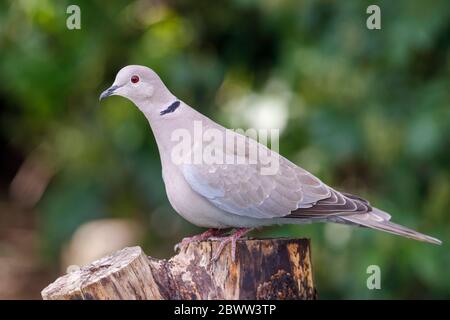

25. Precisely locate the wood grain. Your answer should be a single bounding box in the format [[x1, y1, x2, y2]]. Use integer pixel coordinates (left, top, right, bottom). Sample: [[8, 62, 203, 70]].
[[42, 238, 317, 300]]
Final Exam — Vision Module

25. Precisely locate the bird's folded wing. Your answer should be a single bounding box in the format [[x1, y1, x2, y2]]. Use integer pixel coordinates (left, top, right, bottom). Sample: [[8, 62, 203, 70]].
[[181, 129, 376, 219], [180, 133, 371, 219]]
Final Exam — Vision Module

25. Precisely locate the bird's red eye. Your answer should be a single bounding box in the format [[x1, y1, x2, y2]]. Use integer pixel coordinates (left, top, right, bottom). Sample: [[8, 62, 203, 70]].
[[131, 75, 139, 83]]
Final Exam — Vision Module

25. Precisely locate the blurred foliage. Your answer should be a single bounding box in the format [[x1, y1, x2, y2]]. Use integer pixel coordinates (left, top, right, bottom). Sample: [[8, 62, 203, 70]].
[[0, 0, 449, 299]]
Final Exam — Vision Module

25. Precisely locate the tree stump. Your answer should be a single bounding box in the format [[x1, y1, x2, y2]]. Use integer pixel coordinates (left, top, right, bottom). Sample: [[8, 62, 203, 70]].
[[41, 238, 317, 300]]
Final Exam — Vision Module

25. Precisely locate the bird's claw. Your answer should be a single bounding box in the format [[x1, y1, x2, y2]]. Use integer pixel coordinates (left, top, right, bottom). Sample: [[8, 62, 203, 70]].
[[209, 228, 252, 263], [173, 242, 182, 252], [174, 237, 196, 252], [174, 228, 225, 253]]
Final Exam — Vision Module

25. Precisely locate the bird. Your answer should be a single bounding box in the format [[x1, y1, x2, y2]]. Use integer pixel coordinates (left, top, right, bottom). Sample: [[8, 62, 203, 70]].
[[99, 65, 441, 261]]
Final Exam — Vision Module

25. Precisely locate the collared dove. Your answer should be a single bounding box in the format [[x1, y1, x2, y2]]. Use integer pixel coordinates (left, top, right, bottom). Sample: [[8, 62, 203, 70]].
[[100, 65, 441, 261]]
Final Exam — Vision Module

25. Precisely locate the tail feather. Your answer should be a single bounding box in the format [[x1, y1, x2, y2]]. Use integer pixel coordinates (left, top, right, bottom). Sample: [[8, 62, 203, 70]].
[[342, 208, 442, 245]]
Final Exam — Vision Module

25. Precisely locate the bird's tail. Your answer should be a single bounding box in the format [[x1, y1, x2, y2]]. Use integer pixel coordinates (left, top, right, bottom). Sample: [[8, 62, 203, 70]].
[[341, 208, 442, 245]]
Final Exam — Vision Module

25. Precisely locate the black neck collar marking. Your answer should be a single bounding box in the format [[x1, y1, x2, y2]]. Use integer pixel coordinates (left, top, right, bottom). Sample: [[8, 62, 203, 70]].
[[160, 100, 181, 116]]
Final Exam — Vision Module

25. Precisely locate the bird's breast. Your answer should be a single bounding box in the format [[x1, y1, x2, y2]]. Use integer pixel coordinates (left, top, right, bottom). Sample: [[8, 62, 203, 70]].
[[161, 163, 229, 228]]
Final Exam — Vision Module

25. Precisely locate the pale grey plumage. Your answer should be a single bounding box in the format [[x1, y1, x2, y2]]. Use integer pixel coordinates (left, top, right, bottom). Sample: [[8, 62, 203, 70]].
[[100, 65, 442, 246]]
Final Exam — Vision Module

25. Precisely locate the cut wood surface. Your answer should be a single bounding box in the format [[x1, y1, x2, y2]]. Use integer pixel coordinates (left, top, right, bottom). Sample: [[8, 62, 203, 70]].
[[42, 238, 317, 300]]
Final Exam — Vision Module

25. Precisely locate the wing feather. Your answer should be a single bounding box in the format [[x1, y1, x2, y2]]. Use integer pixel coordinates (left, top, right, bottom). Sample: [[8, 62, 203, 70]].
[[181, 130, 372, 219]]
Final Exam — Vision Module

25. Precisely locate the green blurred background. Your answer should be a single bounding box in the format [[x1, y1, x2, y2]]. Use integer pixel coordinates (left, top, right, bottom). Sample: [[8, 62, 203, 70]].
[[0, 0, 449, 299]]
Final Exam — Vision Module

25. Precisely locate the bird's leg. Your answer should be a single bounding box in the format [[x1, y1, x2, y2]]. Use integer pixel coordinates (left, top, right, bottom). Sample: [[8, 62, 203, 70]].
[[174, 228, 226, 252], [210, 227, 252, 262]]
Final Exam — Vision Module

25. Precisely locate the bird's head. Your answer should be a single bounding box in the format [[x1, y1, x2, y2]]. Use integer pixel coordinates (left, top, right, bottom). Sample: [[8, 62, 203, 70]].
[[99, 65, 174, 113]]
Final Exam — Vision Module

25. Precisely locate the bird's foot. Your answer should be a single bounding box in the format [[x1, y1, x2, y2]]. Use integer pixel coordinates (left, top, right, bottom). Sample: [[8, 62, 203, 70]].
[[174, 228, 225, 252], [210, 228, 252, 263]]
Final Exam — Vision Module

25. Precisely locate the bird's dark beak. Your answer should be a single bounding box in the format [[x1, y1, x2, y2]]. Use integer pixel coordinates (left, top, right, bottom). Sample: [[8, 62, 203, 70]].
[[99, 85, 120, 101]]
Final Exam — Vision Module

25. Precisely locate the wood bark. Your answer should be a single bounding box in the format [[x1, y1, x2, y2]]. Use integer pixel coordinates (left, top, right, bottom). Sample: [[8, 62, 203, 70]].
[[42, 238, 317, 300]]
